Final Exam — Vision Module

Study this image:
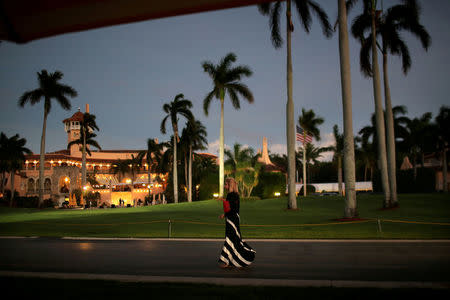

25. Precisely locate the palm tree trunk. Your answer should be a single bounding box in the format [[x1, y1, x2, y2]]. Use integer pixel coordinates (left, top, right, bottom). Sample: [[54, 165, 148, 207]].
[[82, 128, 87, 189], [303, 137, 307, 197], [286, 0, 297, 210], [1, 172, 5, 194], [9, 170, 15, 207], [383, 52, 398, 205], [38, 109, 48, 208], [219, 96, 225, 197], [172, 133, 178, 203], [184, 152, 188, 197], [188, 146, 193, 202], [148, 161, 152, 203], [370, 7, 391, 208], [413, 155, 417, 180], [443, 148, 448, 193], [421, 153, 425, 168], [338, 156, 343, 196], [364, 164, 368, 182]]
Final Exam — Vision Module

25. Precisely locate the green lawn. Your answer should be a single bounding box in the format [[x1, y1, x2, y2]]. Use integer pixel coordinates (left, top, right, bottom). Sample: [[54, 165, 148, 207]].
[[0, 193, 449, 239]]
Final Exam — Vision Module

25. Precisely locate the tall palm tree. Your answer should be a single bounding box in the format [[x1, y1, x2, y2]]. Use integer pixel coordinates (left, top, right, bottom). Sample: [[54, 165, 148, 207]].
[[352, 0, 431, 206], [160, 93, 194, 203], [435, 106, 450, 192], [181, 119, 207, 202], [142, 138, 165, 202], [202, 52, 254, 197], [404, 112, 434, 179], [67, 113, 100, 190], [80, 113, 99, 189], [0, 133, 32, 206], [224, 143, 262, 197], [0, 132, 9, 195], [110, 159, 130, 185], [67, 130, 101, 188], [351, 0, 391, 208], [258, 0, 331, 210], [19, 70, 77, 207], [337, 0, 358, 218], [298, 108, 324, 196], [330, 125, 345, 195]]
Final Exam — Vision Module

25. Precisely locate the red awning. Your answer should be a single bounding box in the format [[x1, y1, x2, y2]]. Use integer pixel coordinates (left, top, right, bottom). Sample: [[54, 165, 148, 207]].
[[0, 0, 269, 44]]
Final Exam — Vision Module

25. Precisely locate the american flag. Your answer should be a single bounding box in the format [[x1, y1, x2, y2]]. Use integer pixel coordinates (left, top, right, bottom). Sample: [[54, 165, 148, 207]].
[[296, 126, 313, 144]]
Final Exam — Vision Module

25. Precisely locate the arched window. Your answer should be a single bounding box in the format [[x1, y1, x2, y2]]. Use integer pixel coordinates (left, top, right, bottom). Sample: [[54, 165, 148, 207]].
[[27, 178, 35, 193], [44, 178, 51, 193]]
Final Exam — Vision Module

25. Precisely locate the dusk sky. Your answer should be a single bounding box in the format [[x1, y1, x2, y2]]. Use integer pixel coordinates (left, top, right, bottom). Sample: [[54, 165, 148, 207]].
[[1, 1, 449, 161]]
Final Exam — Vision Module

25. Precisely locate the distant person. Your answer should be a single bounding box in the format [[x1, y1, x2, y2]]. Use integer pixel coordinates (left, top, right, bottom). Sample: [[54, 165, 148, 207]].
[[217, 177, 255, 268]]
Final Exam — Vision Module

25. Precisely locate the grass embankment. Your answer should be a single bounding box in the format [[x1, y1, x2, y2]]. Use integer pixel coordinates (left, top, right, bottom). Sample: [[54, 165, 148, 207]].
[[0, 194, 449, 239]]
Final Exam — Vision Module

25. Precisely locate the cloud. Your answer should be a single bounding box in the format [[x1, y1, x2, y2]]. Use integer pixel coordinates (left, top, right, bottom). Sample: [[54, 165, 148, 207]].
[[206, 139, 230, 155], [269, 143, 287, 155], [314, 132, 335, 162]]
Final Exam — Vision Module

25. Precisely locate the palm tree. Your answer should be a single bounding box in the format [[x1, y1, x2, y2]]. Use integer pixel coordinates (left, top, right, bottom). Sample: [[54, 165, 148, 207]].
[[110, 159, 130, 185], [202, 52, 254, 197], [258, 0, 331, 210], [435, 106, 450, 192], [398, 112, 432, 179], [298, 108, 324, 196], [160, 94, 194, 203], [0, 132, 9, 195], [19, 70, 77, 207], [67, 113, 100, 190], [352, 0, 431, 206], [337, 0, 358, 218], [142, 138, 165, 202], [0, 133, 32, 206], [330, 125, 344, 195], [181, 119, 207, 202], [225, 143, 262, 197], [351, 0, 391, 208], [356, 136, 377, 182]]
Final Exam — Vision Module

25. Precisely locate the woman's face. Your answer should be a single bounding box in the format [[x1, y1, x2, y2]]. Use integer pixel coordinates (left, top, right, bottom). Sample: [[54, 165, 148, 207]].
[[224, 181, 229, 191]]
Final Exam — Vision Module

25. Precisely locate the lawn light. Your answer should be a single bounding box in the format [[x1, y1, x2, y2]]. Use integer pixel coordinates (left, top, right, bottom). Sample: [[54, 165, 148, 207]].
[[274, 192, 281, 197], [213, 193, 219, 198]]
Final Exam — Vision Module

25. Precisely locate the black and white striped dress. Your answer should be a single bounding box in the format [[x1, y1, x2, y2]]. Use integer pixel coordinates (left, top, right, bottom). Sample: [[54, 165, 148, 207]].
[[218, 192, 256, 267]]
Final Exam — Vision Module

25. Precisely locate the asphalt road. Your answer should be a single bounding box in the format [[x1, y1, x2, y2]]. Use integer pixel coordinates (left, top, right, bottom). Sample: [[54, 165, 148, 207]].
[[1, 238, 449, 286]]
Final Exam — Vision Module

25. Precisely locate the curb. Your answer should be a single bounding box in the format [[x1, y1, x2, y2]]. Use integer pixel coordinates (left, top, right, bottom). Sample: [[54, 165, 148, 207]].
[[0, 271, 448, 289]]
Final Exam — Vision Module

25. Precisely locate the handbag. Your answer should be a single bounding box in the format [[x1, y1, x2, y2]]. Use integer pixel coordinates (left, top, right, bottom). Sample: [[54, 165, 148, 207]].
[[223, 200, 231, 213]]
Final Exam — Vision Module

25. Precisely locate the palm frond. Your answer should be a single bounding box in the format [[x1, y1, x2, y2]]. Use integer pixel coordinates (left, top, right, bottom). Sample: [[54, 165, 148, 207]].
[[203, 89, 216, 116], [227, 83, 254, 103], [308, 0, 332, 38], [55, 95, 72, 111], [270, 1, 283, 48], [257, 2, 271, 15], [360, 36, 373, 77], [227, 88, 240, 110], [294, 0, 312, 33], [202, 61, 216, 79], [160, 115, 169, 134]]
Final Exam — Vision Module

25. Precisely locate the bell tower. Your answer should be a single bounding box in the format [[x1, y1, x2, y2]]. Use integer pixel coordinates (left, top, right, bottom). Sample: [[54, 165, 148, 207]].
[[63, 105, 88, 157]]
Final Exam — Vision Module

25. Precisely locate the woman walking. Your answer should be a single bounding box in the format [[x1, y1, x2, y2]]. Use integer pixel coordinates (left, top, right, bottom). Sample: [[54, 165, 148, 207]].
[[218, 177, 256, 268]]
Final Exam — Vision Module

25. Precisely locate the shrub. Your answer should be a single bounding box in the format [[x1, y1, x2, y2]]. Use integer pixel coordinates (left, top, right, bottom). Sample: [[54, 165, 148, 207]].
[[397, 168, 436, 193], [14, 196, 39, 208], [299, 184, 316, 195], [198, 170, 219, 200], [241, 196, 260, 202], [252, 171, 286, 199]]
